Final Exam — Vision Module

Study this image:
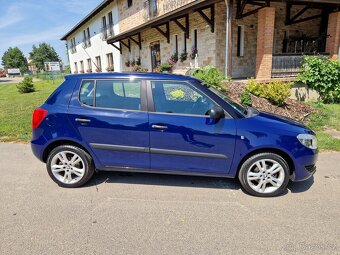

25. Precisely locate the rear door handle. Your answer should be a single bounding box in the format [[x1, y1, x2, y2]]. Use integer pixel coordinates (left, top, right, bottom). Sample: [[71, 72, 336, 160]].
[[152, 124, 168, 130], [75, 118, 91, 123]]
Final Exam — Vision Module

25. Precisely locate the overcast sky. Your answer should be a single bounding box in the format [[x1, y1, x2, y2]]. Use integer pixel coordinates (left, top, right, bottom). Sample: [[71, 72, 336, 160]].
[[0, 0, 101, 67]]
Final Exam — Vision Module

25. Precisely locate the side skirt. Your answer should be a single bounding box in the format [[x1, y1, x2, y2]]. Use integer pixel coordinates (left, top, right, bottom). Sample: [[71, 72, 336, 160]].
[[96, 166, 235, 179]]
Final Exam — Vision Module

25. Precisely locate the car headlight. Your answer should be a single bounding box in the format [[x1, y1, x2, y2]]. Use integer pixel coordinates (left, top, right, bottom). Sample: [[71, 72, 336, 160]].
[[297, 134, 317, 150]]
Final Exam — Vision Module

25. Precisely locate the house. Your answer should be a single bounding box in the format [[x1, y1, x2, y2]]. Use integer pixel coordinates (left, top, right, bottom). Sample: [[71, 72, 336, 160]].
[[61, 0, 121, 74], [62, 0, 340, 80]]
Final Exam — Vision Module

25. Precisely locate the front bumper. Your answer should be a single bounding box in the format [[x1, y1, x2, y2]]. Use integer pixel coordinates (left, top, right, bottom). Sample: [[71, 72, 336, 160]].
[[290, 150, 318, 182]]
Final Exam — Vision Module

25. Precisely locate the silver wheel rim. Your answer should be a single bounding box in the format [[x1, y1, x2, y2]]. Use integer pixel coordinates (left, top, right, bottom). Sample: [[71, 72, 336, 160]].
[[50, 151, 85, 184], [246, 159, 285, 194]]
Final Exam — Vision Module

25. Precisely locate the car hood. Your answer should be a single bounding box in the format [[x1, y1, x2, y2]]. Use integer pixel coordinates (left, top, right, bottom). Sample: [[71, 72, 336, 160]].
[[253, 111, 313, 134]]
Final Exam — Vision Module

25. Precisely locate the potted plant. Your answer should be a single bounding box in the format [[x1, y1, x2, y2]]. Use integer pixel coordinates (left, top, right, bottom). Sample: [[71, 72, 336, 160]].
[[159, 62, 173, 73], [106, 66, 114, 72], [136, 57, 141, 66], [190, 47, 198, 60], [95, 67, 102, 72], [131, 60, 136, 67], [79, 70, 85, 73], [125, 60, 131, 67], [133, 65, 148, 72], [180, 51, 188, 62], [168, 52, 178, 65], [86, 68, 92, 73]]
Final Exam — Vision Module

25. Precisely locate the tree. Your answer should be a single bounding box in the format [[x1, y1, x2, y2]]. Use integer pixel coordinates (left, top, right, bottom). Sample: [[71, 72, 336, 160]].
[[1, 47, 28, 73], [29, 43, 60, 71]]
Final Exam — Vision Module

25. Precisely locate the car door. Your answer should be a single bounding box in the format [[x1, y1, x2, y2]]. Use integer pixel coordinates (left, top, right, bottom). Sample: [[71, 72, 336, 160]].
[[67, 78, 150, 169], [148, 80, 236, 175]]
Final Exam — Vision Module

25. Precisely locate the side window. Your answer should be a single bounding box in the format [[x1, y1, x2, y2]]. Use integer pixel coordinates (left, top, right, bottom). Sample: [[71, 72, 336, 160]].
[[79, 80, 95, 106], [95, 79, 141, 110], [151, 81, 215, 116]]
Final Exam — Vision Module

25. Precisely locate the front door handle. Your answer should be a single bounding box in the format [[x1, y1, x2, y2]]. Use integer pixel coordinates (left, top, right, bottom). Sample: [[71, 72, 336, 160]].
[[75, 118, 91, 123], [151, 124, 168, 130]]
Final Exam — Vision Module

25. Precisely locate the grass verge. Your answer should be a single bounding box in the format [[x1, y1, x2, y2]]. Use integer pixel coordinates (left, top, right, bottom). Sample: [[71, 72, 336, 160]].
[[306, 103, 340, 151], [0, 80, 62, 142]]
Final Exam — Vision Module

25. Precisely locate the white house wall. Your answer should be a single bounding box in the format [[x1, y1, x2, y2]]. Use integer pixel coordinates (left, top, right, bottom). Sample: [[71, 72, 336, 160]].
[[67, 1, 121, 73]]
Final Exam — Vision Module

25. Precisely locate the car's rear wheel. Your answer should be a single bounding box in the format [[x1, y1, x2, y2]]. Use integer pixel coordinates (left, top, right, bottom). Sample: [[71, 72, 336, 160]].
[[46, 145, 95, 188], [238, 153, 290, 197]]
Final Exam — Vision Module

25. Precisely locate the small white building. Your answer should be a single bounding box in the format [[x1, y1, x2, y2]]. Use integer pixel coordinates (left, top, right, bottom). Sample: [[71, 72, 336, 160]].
[[61, 0, 121, 74]]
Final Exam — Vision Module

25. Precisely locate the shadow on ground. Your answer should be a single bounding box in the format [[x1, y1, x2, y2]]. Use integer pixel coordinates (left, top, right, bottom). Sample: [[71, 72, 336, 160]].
[[85, 171, 241, 191]]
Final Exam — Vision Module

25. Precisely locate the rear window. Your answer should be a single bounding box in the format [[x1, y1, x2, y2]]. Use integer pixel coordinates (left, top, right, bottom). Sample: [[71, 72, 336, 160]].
[[79, 79, 141, 111]]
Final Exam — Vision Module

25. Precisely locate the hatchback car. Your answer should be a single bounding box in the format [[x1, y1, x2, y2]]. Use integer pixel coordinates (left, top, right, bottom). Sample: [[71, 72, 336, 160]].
[[31, 73, 317, 197]]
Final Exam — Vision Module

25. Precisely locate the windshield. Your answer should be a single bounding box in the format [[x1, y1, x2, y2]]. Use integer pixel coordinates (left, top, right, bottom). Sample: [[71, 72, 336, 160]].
[[206, 86, 247, 116]]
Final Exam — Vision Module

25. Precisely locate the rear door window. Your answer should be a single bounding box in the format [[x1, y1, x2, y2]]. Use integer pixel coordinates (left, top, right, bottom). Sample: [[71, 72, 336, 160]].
[[79, 79, 141, 111]]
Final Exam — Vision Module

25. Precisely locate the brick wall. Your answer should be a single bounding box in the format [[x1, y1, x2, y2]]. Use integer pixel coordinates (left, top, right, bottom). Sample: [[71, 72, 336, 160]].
[[120, 2, 227, 74], [326, 12, 340, 60], [231, 2, 322, 79], [117, 0, 196, 33]]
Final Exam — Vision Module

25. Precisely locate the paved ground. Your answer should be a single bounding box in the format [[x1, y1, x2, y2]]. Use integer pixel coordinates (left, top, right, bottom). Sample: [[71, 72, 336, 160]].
[[0, 77, 24, 84], [0, 143, 339, 255]]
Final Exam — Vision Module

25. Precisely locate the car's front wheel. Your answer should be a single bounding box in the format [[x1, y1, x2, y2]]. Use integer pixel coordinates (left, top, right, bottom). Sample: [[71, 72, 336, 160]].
[[238, 153, 290, 197], [46, 145, 95, 188]]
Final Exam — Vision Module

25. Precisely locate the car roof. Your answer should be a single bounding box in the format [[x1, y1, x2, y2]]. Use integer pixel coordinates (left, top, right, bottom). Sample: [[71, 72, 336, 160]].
[[65, 72, 198, 82]]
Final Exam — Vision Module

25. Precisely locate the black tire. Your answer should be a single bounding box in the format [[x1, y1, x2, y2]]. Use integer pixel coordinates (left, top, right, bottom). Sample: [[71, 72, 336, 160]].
[[238, 152, 290, 197], [46, 145, 95, 188]]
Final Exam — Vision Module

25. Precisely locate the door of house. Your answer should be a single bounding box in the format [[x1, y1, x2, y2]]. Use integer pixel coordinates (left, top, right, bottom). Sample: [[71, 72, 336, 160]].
[[150, 42, 161, 72]]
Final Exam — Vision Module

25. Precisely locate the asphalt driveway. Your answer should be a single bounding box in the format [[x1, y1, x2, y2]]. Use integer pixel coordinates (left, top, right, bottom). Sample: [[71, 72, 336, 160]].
[[0, 143, 339, 255]]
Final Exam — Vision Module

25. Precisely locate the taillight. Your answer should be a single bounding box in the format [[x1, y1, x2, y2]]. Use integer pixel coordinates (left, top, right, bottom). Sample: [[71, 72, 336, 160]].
[[32, 108, 48, 129]]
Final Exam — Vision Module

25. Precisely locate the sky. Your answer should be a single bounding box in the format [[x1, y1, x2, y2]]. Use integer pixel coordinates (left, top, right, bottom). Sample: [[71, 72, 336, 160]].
[[0, 0, 101, 68]]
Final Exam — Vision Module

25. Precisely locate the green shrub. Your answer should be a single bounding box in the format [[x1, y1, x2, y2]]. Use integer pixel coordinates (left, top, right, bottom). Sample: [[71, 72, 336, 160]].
[[245, 78, 264, 96], [159, 63, 173, 72], [17, 77, 35, 94], [240, 91, 252, 106], [192, 66, 226, 89], [246, 78, 291, 106], [133, 65, 148, 72], [297, 56, 340, 103], [262, 81, 292, 106]]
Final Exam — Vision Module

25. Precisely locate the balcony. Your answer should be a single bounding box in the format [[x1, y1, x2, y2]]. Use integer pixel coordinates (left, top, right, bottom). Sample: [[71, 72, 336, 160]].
[[82, 37, 91, 48], [144, 0, 158, 21], [101, 24, 114, 40]]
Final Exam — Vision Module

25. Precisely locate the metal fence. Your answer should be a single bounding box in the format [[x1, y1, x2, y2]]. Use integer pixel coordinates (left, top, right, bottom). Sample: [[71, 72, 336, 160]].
[[34, 72, 65, 81], [272, 54, 329, 78]]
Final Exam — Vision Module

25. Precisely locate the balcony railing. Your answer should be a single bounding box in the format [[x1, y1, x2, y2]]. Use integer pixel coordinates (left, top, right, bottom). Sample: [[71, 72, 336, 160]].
[[272, 53, 329, 78], [101, 24, 114, 40], [144, 0, 158, 20], [70, 46, 76, 54], [82, 37, 91, 48]]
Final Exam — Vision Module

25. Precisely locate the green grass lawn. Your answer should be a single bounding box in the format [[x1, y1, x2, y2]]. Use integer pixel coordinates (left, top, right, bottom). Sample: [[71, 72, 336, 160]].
[[0, 80, 62, 142], [306, 103, 340, 151]]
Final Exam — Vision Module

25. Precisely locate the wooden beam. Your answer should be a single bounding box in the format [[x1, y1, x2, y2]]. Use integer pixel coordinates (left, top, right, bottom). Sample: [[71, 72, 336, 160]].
[[172, 14, 190, 38], [120, 39, 131, 52], [111, 42, 122, 54], [153, 22, 170, 43], [289, 13, 323, 25], [197, 4, 215, 33], [129, 33, 142, 50]]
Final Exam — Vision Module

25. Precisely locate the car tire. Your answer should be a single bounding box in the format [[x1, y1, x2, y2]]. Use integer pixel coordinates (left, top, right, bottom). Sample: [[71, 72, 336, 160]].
[[238, 152, 290, 197], [46, 145, 95, 188]]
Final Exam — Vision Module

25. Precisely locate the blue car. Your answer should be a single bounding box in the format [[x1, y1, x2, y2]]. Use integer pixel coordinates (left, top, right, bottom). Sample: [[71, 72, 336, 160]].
[[31, 73, 317, 197]]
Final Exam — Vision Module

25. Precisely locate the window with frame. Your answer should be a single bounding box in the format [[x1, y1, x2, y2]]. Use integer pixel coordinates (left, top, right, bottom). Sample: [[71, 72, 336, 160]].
[[79, 79, 142, 110], [74, 62, 78, 73], [127, 0, 133, 8], [79, 80, 95, 106], [95, 56, 102, 72], [87, 58, 92, 71], [237, 25, 244, 57], [108, 12, 114, 36], [80, 60, 84, 72], [151, 81, 215, 116]]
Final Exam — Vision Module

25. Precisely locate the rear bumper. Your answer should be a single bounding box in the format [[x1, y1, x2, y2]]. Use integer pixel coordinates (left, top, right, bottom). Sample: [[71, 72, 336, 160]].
[[290, 150, 318, 182], [31, 135, 48, 162]]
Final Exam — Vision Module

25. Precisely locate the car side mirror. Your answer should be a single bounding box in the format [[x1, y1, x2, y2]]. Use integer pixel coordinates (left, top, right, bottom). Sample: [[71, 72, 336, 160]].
[[209, 106, 225, 119]]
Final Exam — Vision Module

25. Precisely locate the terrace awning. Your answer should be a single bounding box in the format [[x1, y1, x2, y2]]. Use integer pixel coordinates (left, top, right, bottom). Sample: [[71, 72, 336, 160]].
[[106, 0, 221, 53]]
